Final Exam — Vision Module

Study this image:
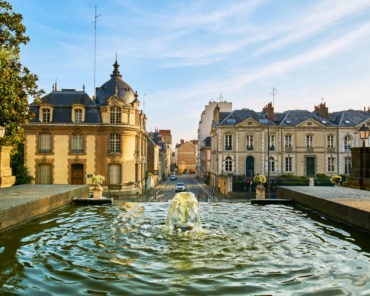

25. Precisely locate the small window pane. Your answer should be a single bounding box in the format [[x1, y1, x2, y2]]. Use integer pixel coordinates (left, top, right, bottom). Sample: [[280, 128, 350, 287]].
[[39, 134, 51, 153], [38, 164, 51, 184]]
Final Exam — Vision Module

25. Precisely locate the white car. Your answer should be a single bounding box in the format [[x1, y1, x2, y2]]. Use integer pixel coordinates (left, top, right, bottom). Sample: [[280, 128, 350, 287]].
[[175, 183, 186, 192], [171, 174, 177, 180]]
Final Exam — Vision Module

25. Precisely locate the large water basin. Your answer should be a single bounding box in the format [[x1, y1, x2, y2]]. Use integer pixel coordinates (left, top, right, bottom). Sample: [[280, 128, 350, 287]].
[[0, 202, 369, 295]]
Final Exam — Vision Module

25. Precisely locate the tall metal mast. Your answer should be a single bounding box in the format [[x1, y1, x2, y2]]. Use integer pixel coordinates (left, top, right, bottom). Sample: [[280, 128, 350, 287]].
[[94, 5, 101, 98]]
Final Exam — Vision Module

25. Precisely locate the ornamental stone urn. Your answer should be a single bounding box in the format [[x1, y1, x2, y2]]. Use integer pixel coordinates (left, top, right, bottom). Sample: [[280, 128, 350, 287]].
[[92, 185, 103, 198], [256, 184, 265, 199]]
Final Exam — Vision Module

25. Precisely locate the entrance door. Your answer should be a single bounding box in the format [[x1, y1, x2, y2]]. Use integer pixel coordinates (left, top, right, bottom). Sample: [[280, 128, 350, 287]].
[[71, 164, 84, 184], [306, 157, 315, 177], [246, 156, 254, 179]]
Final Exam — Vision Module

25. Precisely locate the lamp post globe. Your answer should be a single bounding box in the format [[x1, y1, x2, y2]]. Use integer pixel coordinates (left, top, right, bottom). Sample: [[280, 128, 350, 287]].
[[358, 124, 369, 148]]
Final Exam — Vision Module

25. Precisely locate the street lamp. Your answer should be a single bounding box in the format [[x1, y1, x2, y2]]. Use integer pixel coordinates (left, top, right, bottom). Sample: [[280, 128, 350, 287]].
[[0, 126, 5, 139], [264, 110, 271, 199], [358, 124, 369, 148]]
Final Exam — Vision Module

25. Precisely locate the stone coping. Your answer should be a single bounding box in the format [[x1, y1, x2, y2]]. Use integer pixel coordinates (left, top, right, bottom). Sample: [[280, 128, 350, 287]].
[[278, 186, 370, 232], [0, 184, 89, 231]]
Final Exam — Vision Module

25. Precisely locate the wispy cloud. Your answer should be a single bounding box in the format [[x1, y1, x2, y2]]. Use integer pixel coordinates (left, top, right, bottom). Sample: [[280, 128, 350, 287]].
[[254, 0, 370, 55]]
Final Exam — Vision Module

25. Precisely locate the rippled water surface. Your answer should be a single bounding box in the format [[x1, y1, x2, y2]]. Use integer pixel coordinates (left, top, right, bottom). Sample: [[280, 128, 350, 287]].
[[1, 202, 370, 295]]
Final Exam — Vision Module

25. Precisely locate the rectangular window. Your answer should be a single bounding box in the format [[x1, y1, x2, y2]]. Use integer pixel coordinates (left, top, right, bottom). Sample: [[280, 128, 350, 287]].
[[109, 164, 121, 184], [327, 135, 334, 148], [37, 164, 51, 184], [306, 135, 313, 148], [344, 136, 351, 151], [110, 107, 121, 124], [71, 134, 84, 153], [327, 157, 335, 172], [109, 134, 121, 153], [74, 109, 83, 123], [285, 157, 292, 172], [269, 135, 275, 147], [225, 135, 232, 150], [39, 133, 51, 153], [285, 135, 292, 147], [246, 135, 253, 150], [42, 109, 51, 123], [345, 156, 352, 175]]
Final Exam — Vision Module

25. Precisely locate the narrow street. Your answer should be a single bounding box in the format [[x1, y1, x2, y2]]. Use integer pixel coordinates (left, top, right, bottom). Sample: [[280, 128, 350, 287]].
[[155, 174, 212, 202]]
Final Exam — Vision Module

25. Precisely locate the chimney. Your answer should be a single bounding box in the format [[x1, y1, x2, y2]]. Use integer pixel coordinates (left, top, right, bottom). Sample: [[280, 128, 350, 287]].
[[262, 102, 274, 121], [214, 104, 220, 124], [314, 101, 328, 119], [180, 139, 184, 145]]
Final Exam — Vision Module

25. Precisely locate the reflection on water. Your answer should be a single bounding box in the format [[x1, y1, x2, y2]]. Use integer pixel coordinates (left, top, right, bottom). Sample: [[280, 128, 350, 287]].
[[0, 202, 369, 295]]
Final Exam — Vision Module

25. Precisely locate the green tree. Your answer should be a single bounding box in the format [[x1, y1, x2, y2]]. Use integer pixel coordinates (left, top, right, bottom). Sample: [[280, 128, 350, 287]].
[[0, 0, 43, 149], [1, 1, 43, 184]]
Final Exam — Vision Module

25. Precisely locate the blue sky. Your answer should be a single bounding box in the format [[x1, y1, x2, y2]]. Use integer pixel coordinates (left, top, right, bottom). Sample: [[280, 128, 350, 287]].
[[13, 0, 370, 145]]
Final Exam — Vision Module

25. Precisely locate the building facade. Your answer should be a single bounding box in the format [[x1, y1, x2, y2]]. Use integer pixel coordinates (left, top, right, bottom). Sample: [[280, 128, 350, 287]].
[[210, 102, 370, 189], [176, 140, 197, 174], [197, 100, 232, 179], [24, 60, 148, 194]]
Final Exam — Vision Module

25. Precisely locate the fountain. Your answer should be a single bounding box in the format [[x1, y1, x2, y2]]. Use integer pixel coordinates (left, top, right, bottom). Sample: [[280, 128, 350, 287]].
[[165, 192, 202, 233]]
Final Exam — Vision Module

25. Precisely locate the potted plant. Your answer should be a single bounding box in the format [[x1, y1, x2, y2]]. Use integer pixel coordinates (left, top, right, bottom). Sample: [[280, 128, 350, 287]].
[[253, 174, 267, 199], [330, 175, 342, 187], [91, 175, 105, 198]]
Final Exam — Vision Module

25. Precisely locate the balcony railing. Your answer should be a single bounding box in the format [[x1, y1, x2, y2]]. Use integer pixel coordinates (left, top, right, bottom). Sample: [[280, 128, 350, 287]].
[[225, 146, 232, 151], [38, 148, 51, 153], [246, 145, 253, 151], [269, 146, 275, 151], [306, 147, 314, 152], [71, 149, 84, 154], [285, 146, 292, 152], [108, 149, 122, 154]]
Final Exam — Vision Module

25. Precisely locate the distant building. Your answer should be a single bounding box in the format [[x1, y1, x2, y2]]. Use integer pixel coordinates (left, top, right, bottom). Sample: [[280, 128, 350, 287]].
[[200, 136, 211, 181], [210, 102, 370, 191], [148, 129, 172, 179], [24, 60, 148, 195], [176, 139, 197, 174], [197, 100, 232, 179]]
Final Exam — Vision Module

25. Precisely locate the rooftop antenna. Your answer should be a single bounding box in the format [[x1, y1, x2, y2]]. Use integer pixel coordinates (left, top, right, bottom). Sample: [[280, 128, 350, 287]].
[[219, 93, 223, 102], [93, 5, 101, 98], [271, 88, 277, 108]]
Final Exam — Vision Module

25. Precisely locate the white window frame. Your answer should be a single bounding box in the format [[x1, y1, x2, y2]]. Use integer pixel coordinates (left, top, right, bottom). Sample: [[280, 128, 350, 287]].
[[344, 136, 351, 151], [110, 106, 121, 124], [285, 135, 292, 147], [39, 133, 51, 153], [327, 157, 335, 172], [71, 134, 84, 153], [225, 156, 232, 172], [306, 135, 313, 148], [42, 108, 51, 123], [225, 134, 232, 150], [109, 134, 121, 153], [246, 135, 253, 149], [285, 157, 292, 172], [327, 135, 334, 148], [74, 109, 83, 123]]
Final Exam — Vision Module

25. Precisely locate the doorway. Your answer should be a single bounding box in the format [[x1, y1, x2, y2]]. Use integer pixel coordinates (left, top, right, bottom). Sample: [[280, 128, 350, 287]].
[[71, 164, 84, 185], [306, 157, 315, 177], [246, 156, 254, 179]]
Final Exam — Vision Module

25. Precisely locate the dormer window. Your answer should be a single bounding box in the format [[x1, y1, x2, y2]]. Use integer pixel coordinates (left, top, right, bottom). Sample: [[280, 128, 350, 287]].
[[110, 106, 121, 123], [42, 108, 51, 123], [74, 109, 83, 123]]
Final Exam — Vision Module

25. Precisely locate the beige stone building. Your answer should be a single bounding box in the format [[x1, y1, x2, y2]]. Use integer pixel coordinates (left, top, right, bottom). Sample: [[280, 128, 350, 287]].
[[210, 102, 370, 189], [176, 140, 197, 174], [24, 60, 148, 194]]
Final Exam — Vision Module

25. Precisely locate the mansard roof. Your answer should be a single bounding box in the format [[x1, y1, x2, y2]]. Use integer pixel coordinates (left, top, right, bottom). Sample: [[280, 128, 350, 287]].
[[29, 89, 101, 123], [32, 90, 95, 107], [219, 109, 261, 126], [278, 110, 336, 127], [329, 110, 370, 127]]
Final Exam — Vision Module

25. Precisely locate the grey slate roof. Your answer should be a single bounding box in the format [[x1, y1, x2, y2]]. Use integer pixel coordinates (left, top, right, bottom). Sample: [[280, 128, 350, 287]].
[[32, 90, 95, 107], [329, 110, 370, 126], [95, 61, 136, 106], [29, 90, 101, 123], [279, 110, 336, 127]]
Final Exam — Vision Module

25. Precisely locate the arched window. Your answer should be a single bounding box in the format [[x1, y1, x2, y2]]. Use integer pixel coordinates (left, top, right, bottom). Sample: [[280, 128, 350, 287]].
[[344, 136, 351, 151], [269, 157, 275, 172], [225, 156, 232, 172], [110, 106, 121, 123]]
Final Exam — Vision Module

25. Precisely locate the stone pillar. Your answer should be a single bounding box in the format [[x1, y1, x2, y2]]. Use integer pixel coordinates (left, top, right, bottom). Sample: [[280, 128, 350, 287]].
[[346, 147, 370, 190], [256, 184, 265, 199], [0, 146, 16, 188]]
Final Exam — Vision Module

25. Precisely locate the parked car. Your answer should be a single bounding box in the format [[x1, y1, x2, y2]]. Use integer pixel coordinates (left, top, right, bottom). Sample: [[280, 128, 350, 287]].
[[175, 183, 186, 192], [171, 174, 177, 180]]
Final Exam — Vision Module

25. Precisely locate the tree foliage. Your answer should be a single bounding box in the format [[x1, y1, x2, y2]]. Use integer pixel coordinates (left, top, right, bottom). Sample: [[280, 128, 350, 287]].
[[0, 0, 43, 149]]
